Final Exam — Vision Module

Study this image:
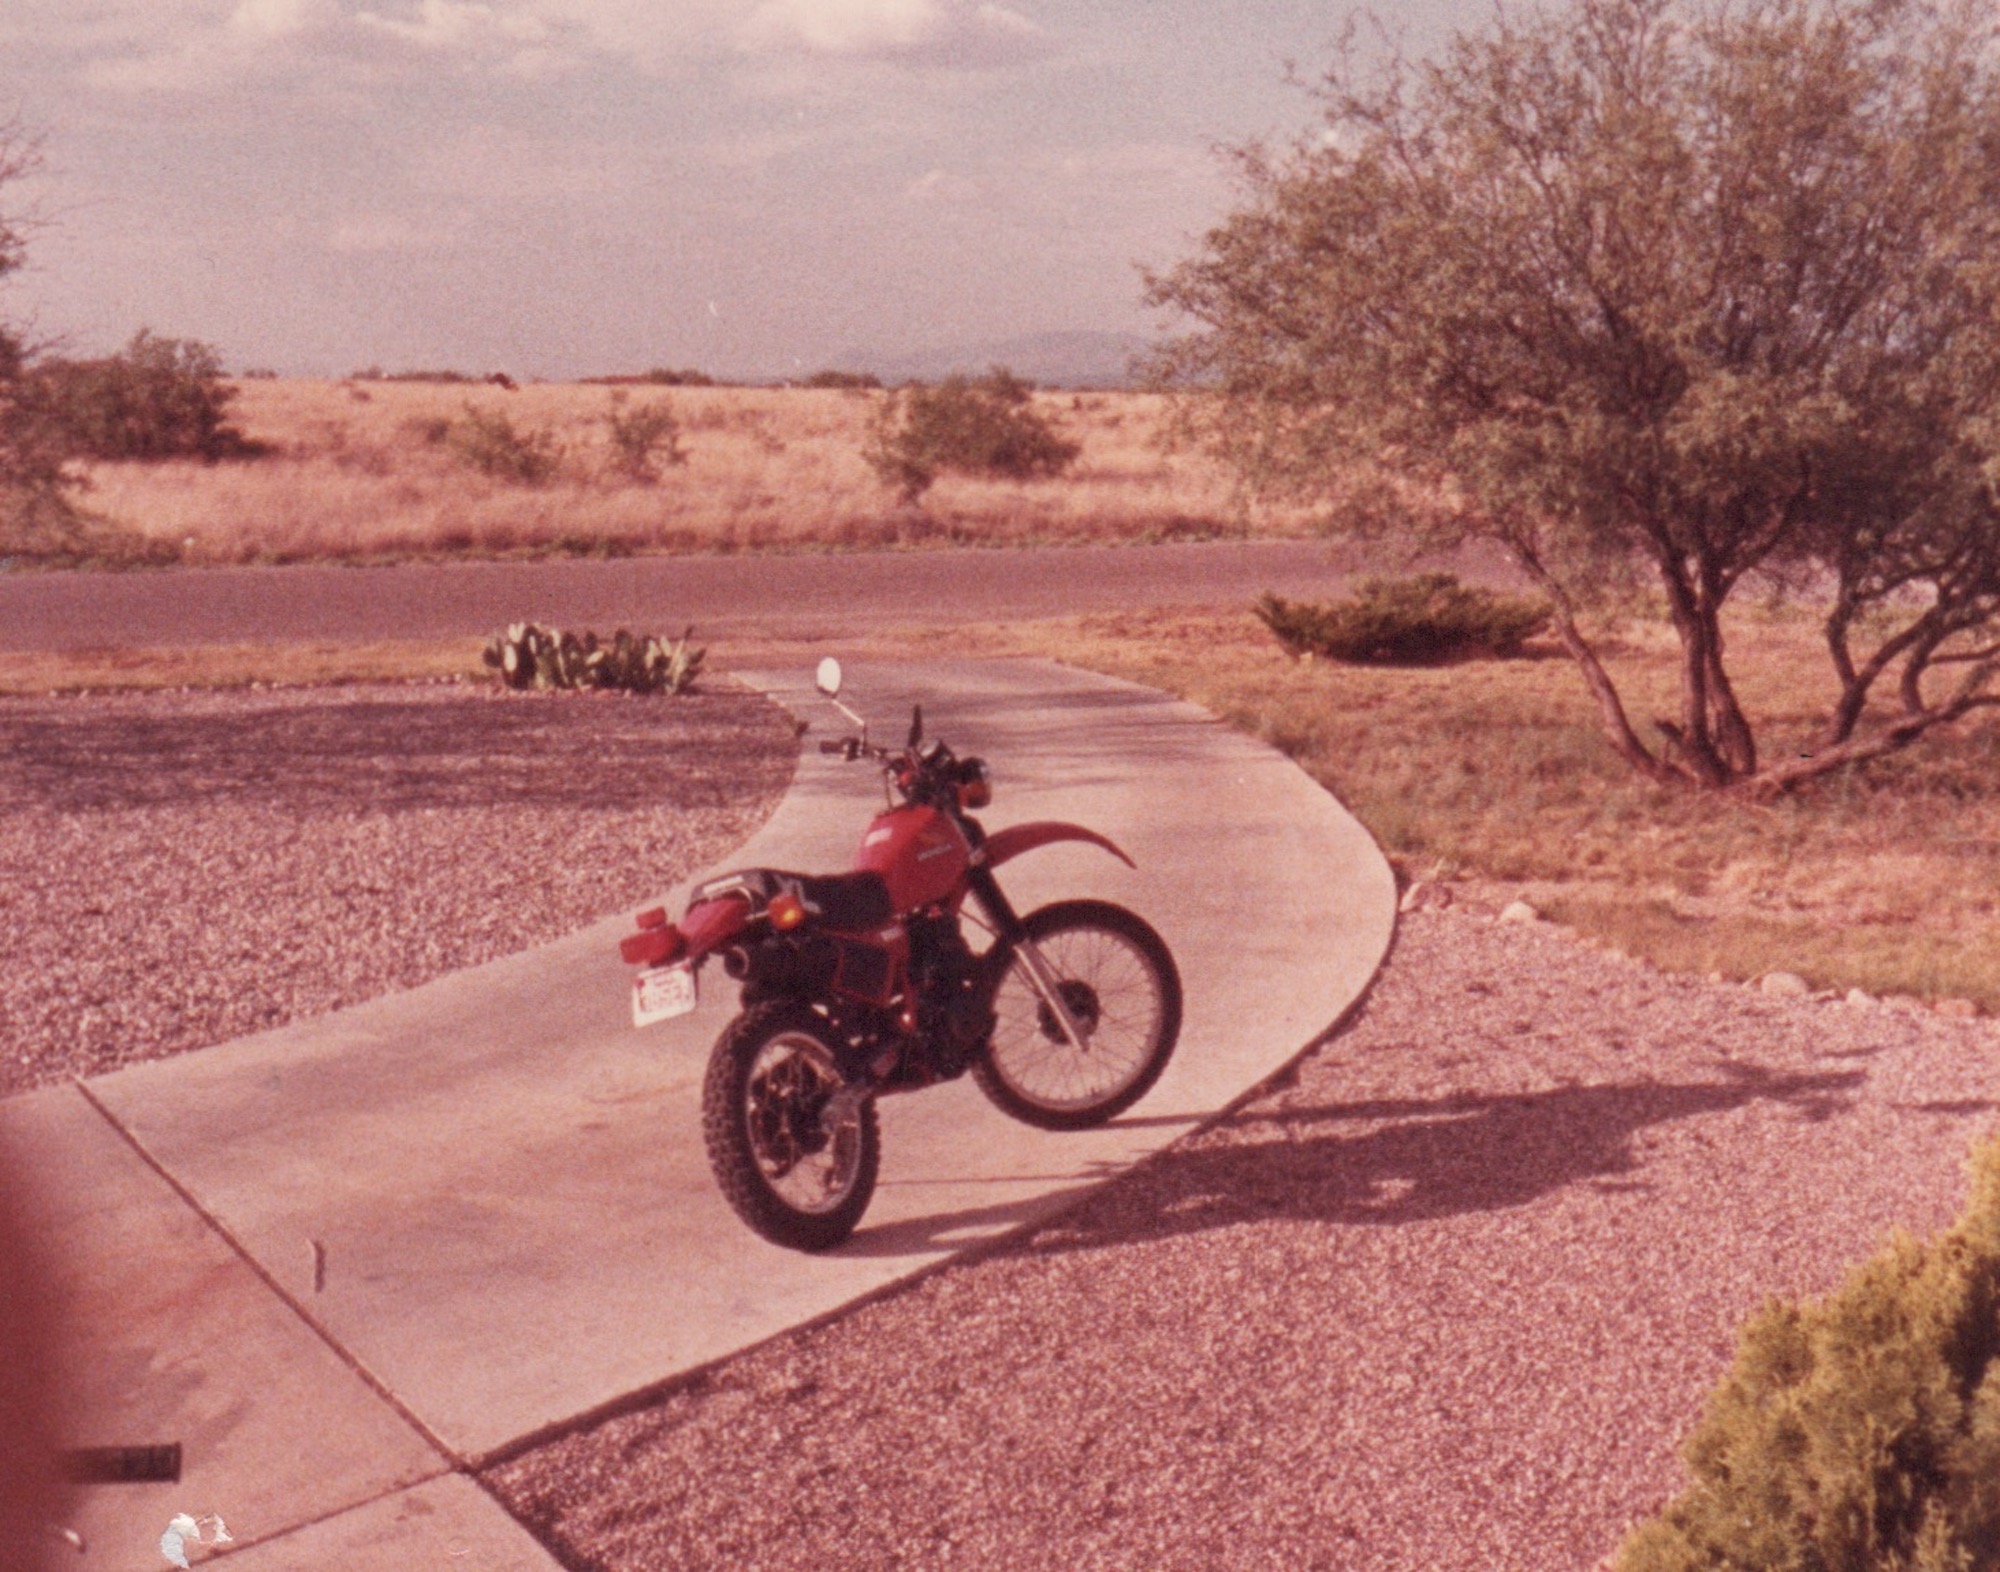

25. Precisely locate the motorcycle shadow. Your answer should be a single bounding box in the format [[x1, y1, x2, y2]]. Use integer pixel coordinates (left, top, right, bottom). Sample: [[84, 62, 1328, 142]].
[[835, 1187, 1106, 1259], [974, 1060, 1869, 1258]]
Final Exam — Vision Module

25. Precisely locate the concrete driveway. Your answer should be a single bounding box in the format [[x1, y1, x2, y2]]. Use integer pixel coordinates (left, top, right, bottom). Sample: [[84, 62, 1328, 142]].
[[4, 659, 1394, 1568]]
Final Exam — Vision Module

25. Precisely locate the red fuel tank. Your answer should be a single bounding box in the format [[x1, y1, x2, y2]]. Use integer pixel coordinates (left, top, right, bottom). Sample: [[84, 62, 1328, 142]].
[[853, 804, 971, 913]]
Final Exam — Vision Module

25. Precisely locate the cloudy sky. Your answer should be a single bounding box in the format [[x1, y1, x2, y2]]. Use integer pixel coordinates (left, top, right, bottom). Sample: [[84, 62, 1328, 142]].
[[0, 1, 1469, 380]]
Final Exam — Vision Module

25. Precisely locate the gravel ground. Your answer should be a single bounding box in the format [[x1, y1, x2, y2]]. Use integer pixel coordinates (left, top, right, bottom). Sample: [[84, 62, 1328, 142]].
[[9, 682, 1995, 1570], [0, 680, 793, 1099], [486, 906, 2000, 1572]]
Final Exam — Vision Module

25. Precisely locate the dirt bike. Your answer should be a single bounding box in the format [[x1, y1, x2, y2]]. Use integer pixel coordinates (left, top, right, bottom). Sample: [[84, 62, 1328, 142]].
[[618, 659, 1182, 1252]]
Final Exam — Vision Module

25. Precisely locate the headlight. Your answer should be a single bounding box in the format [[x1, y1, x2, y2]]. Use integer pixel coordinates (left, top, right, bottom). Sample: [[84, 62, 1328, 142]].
[[956, 757, 992, 810]]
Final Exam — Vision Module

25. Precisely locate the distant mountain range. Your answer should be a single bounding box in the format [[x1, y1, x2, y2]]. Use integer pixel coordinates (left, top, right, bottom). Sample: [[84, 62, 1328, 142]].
[[827, 329, 1160, 389]]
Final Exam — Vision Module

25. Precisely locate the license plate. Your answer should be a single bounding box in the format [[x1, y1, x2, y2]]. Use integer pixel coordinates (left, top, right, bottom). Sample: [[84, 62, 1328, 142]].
[[632, 961, 697, 1027]]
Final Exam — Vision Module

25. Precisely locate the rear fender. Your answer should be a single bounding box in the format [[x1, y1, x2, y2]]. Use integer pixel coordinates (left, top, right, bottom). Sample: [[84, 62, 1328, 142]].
[[980, 820, 1135, 872], [678, 895, 754, 958]]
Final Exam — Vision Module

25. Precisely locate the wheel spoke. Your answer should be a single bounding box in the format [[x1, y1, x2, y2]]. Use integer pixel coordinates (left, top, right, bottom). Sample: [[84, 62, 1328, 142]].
[[745, 1032, 862, 1215], [988, 918, 1168, 1113]]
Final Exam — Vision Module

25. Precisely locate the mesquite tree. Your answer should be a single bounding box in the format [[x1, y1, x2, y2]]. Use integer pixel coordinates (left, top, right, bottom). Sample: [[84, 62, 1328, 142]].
[[0, 124, 62, 524], [1149, 0, 2000, 790]]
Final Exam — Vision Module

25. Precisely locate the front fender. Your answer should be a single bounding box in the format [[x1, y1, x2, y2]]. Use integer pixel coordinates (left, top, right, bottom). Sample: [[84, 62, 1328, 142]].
[[980, 820, 1135, 872]]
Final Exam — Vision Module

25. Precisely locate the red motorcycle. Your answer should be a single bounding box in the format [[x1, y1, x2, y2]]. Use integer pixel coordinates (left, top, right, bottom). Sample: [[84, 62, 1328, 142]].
[[619, 660, 1182, 1251]]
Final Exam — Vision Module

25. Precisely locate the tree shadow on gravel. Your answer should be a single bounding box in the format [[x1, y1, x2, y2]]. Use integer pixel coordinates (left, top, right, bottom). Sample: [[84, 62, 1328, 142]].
[[0, 690, 788, 813], [1002, 1062, 1867, 1255]]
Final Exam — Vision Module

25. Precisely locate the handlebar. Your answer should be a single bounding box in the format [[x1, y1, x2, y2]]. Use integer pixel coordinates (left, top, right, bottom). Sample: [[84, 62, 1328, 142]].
[[812, 685, 990, 812]]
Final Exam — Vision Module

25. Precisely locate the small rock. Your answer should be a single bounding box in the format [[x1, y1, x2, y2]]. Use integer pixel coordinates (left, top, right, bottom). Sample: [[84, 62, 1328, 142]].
[[1398, 881, 1454, 915], [1882, 993, 1927, 1015], [1843, 988, 1875, 1008], [1935, 998, 1980, 1020], [1705, 970, 1726, 985], [1759, 971, 1811, 999], [1499, 899, 1541, 924]]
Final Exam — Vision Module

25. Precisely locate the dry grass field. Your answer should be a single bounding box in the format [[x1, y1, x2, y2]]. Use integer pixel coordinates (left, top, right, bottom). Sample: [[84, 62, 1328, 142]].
[[16, 365, 1996, 1017], [68, 378, 1318, 564], [999, 606, 2000, 1016]]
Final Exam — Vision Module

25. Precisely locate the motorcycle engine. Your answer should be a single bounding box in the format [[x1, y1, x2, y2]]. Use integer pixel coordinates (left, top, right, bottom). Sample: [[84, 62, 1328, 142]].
[[906, 914, 993, 1078]]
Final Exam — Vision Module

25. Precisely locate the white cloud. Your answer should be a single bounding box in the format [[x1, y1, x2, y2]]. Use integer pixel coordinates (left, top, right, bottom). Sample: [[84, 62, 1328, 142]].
[[738, 0, 1049, 68], [18, 0, 1053, 106], [71, 0, 592, 95], [354, 0, 551, 51], [904, 166, 983, 204], [228, 0, 333, 39], [741, 0, 935, 57]]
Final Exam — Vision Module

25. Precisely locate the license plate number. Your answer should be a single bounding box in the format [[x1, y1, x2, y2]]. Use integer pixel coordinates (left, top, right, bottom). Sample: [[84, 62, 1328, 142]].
[[632, 962, 697, 1027]]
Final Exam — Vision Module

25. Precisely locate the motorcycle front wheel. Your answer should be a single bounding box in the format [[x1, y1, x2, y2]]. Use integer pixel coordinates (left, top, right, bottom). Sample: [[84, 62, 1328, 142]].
[[701, 1001, 880, 1252], [975, 899, 1182, 1131]]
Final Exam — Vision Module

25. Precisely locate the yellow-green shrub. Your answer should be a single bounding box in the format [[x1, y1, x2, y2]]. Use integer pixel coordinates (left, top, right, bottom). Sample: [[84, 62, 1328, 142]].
[[1254, 574, 1549, 664], [1617, 1137, 2000, 1572]]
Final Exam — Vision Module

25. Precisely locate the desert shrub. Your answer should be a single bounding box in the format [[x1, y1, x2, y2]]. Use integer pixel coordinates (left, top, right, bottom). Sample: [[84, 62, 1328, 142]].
[[27, 330, 249, 461], [481, 623, 705, 694], [1254, 574, 1550, 663], [647, 367, 712, 387], [580, 368, 716, 387], [399, 415, 453, 446], [602, 396, 685, 481], [448, 405, 563, 485], [865, 368, 1081, 502], [0, 372, 173, 565], [1616, 1135, 2000, 1572], [802, 369, 881, 389]]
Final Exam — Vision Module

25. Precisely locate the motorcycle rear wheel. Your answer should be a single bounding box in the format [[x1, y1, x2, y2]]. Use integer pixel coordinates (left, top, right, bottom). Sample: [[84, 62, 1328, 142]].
[[975, 899, 1182, 1131], [701, 1001, 880, 1252]]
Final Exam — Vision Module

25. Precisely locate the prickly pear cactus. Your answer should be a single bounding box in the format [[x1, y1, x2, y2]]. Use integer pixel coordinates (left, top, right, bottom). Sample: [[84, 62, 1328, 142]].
[[481, 622, 705, 694]]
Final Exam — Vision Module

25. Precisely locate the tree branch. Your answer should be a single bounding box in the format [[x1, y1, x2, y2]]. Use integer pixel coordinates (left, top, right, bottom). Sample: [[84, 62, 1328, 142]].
[[1750, 663, 2000, 796]]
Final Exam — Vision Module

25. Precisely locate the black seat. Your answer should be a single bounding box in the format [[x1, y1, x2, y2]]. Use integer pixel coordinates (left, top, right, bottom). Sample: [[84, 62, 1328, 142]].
[[690, 868, 895, 931]]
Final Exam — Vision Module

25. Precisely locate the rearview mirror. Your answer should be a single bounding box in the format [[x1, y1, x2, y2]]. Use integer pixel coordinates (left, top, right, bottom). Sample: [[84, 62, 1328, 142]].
[[815, 657, 842, 698]]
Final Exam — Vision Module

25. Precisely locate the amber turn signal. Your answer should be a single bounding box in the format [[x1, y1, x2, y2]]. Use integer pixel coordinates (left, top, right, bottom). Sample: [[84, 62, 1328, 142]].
[[767, 892, 807, 931]]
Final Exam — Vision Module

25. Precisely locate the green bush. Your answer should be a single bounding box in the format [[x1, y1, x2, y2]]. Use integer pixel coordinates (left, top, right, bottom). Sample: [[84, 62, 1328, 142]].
[[1254, 574, 1550, 664], [449, 405, 563, 485], [801, 369, 881, 390], [26, 330, 249, 461], [603, 395, 685, 481], [481, 623, 705, 694], [864, 368, 1080, 502], [1617, 1136, 2000, 1572]]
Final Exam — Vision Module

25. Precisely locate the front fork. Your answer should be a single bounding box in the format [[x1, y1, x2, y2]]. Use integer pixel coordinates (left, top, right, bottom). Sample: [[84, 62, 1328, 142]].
[[965, 865, 1094, 1055]]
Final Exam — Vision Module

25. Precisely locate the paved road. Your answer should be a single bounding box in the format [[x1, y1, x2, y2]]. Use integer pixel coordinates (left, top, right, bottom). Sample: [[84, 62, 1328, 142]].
[[0, 539, 1519, 651]]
